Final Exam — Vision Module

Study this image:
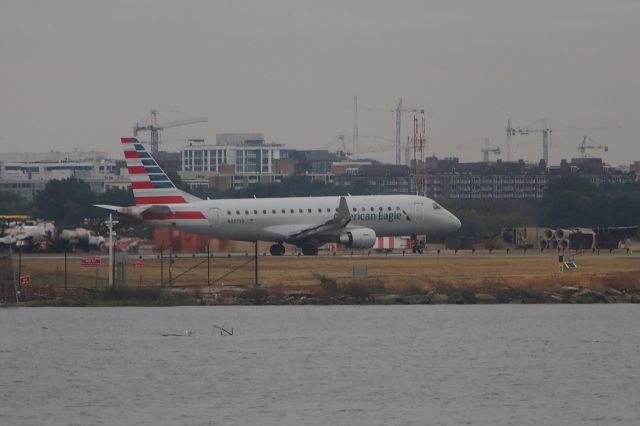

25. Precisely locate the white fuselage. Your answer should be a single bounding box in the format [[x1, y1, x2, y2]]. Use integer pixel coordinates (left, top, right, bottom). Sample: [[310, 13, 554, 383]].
[[145, 194, 460, 243]]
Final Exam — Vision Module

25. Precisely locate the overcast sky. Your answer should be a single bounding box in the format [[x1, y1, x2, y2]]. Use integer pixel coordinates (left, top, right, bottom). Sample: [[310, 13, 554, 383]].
[[1, 0, 639, 166]]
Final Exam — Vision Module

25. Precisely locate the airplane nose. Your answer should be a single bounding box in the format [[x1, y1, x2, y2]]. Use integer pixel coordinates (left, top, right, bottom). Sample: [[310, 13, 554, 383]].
[[449, 213, 462, 231]]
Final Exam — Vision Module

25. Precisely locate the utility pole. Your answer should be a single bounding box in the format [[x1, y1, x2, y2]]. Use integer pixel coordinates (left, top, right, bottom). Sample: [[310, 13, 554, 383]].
[[107, 214, 118, 288]]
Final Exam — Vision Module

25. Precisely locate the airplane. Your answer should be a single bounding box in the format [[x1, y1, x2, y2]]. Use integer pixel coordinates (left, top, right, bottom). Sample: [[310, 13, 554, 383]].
[[95, 137, 461, 255]]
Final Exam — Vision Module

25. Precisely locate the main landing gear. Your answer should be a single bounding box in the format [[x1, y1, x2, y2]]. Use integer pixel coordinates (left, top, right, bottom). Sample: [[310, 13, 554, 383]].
[[301, 244, 319, 256], [270, 243, 286, 256]]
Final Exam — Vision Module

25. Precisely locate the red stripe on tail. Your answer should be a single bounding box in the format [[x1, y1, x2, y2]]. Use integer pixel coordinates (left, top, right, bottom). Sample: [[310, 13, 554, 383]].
[[124, 150, 140, 159], [131, 181, 154, 189], [128, 166, 147, 174], [142, 211, 206, 220], [135, 196, 187, 205]]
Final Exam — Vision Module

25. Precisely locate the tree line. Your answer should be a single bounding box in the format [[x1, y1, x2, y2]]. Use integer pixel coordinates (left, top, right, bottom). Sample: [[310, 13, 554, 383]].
[[1, 175, 638, 238]]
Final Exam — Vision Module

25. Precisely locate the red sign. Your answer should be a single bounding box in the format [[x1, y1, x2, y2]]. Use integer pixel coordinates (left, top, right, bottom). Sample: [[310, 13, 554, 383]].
[[132, 259, 143, 268], [81, 257, 102, 268], [19, 274, 31, 286]]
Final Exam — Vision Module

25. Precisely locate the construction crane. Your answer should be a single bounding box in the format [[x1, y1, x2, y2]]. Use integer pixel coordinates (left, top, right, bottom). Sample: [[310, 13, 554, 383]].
[[578, 135, 608, 158], [481, 138, 501, 163], [133, 109, 208, 155], [326, 134, 349, 156], [394, 98, 424, 166], [507, 118, 552, 166], [457, 138, 501, 163]]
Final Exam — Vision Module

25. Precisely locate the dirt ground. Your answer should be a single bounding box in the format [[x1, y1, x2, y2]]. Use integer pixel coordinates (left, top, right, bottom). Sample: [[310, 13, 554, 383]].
[[14, 250, 640, 292]]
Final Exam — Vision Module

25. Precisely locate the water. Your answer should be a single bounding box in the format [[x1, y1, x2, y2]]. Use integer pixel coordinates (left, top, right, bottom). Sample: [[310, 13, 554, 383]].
[[1, 305, 639, 426]]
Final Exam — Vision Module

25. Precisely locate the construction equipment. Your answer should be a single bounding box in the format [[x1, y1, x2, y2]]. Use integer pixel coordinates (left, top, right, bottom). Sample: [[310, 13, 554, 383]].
[[394, 99, 424, 166], [133, 110, 208, 155], [457, 138, 501, 163], [507, 118, 552, 165], [481, 138, 501, 163], [327, 134, 348, 154], [578, 136, 608, 158]]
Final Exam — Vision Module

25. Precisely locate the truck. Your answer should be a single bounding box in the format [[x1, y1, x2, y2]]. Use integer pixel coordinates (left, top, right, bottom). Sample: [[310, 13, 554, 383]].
[[0, 217, 105, 252]]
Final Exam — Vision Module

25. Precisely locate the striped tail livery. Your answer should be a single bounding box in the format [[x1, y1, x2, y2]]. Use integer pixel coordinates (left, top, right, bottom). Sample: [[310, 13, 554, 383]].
[[121, 137, 200, 206]]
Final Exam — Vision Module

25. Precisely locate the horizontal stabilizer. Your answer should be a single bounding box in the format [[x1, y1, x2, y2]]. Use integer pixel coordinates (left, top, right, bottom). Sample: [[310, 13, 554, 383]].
[[94, 204, 176, 219]]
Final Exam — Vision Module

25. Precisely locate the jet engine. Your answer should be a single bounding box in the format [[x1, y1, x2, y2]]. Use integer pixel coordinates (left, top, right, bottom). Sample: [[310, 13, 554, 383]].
[[339, 227, 377, 248]]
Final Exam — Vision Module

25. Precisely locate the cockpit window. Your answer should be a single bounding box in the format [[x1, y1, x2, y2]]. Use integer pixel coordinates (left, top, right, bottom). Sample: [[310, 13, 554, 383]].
[[433, 202, 442, 210]]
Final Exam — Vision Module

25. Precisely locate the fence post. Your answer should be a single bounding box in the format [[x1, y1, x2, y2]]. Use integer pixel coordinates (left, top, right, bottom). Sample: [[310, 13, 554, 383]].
[[169, 246, 173, 287], [64, 247, 67, 290], [254, 240, 259, 288], [160, 242, 164, 287], [207, 243, 210, 287], [18, 247, 22, 284]]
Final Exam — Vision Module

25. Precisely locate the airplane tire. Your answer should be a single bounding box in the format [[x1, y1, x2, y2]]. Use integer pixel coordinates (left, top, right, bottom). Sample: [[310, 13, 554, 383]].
[[301, 244, 319, 256], [270, 244, 285, 256]]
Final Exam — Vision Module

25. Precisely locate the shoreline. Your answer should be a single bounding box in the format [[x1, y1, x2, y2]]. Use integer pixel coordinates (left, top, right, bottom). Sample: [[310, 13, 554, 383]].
[[6, 281, 640, 307]]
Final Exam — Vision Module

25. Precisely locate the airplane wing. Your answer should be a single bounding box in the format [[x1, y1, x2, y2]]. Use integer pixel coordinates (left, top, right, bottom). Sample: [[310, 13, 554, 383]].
[[93, 204, 173, 218], [288, 196, 351, 241], [262, 196, 352, 243]]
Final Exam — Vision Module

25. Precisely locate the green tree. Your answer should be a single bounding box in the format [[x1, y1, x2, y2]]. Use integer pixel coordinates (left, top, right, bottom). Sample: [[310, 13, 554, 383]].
[[34, 178, 95, 227], [0, 191, 34, 215], [94, 187, 134, 208], [167, 171, 193, 194]]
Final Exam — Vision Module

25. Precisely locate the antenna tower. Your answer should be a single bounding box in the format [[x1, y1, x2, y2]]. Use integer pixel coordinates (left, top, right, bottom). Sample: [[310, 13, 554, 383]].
[[352, 96, 359, 159], [412, 113, 427, 195]]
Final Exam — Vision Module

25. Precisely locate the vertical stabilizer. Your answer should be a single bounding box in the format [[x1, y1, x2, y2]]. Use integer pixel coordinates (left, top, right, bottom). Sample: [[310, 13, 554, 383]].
[[121, 137, 201, 206]]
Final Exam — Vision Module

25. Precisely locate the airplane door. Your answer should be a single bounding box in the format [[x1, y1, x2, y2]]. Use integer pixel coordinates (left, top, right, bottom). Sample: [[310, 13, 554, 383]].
[[208, 208, 220, 226], [414, 202, 424, 221]]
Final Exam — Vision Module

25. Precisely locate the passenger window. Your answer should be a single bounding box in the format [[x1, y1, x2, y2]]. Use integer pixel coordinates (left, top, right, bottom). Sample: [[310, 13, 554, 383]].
[[236, 210, 240, 215], [396, 206, 400, 210], [361, 207, 365, 211], [370, 207, 374, 211], [263, 210, 267, 214], [378, 207, 382, 211], [299, 209, 303, 213], [326, 208, 330, 212], [245, 210, 249, 215], [352, 208, 357, 212], [290, 209, 294, 213], [387, 207, 392, 211], [253, 210, 258, 214], [308, 208, 312, 213], [272, 209, 276, 214], [281, 209, 286, 214], [318, 208, 322, 213], [227, 211, 231, 215]]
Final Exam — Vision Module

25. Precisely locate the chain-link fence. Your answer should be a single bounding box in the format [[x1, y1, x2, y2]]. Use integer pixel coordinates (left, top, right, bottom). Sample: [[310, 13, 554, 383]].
[[9, 247, 640, 293]]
